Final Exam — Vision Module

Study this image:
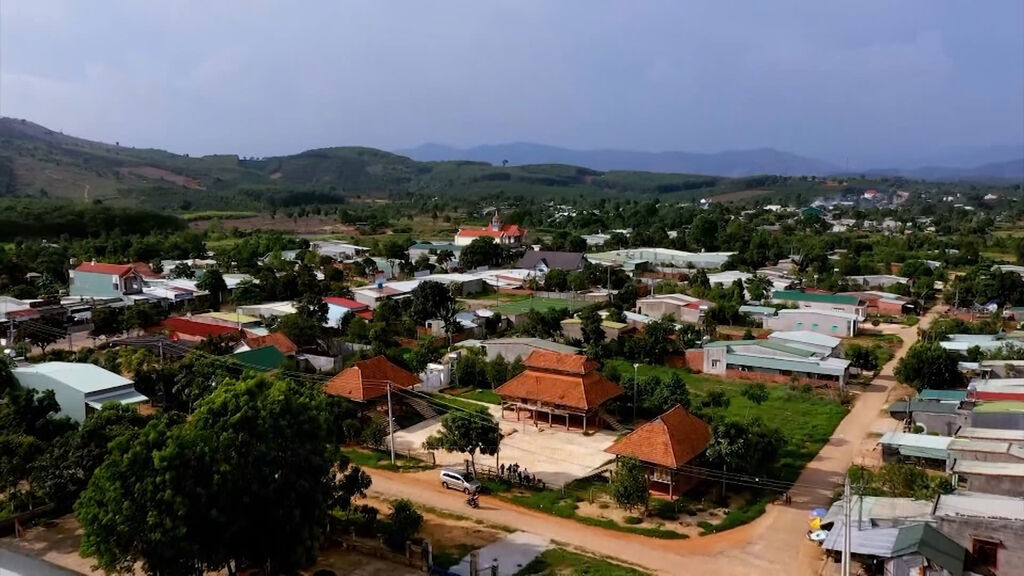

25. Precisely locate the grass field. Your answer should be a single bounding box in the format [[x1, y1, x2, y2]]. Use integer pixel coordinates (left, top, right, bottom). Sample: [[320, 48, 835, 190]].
[[515, 548, 650, 576], [491, 296, 589, 316], [445, 387, 502, 405], [182, 210, 259, 221], [340, 448, 433, 472]]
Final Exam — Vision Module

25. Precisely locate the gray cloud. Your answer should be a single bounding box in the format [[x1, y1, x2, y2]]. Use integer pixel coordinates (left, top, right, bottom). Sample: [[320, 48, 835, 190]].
[[2, 0, 1022, 166]]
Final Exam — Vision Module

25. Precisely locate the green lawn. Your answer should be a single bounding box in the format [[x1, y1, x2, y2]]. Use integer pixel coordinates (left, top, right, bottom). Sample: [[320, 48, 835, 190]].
[[428, 392, 493, 414], [515, 548, 650, 576], [490, 296, 589, 316], [603, 359, 848, 485], [341, 448, 433, 472], [481, 477, 688, 540], [445, 387, 502, 405]]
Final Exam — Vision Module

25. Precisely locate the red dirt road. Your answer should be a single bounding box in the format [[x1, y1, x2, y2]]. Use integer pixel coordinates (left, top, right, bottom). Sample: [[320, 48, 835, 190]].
[[367, 308, 942, 575]]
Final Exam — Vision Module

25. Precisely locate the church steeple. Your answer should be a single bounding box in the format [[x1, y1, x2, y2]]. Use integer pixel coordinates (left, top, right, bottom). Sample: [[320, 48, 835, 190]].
[[490, 210, 502, 231]]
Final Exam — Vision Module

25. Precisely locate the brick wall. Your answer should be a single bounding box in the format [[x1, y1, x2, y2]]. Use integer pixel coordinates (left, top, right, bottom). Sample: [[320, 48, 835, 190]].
[[723, 368, 837, 388]]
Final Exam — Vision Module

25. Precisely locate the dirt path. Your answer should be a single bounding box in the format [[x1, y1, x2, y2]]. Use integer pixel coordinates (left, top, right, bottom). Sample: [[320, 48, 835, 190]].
[[367, 308, 946, 575]]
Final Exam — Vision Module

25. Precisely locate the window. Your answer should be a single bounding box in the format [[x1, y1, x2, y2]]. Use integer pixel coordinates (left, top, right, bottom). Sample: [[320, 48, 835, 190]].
[[972, 538, 999, 569], [830, 325, 838, 332], [710, 359, 720, 369], [811, 323, 818, 329], [796, 322, 803, 328]]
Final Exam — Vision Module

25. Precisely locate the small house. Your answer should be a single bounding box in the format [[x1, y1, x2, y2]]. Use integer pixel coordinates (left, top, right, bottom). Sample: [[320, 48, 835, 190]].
[[69, 262, 144, 299], [13, 361, 148, 423]]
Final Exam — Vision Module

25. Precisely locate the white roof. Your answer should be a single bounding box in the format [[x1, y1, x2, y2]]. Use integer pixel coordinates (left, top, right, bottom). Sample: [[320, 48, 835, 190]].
[[952, 460, 1024, 477], [706, 271, 751, 285], [934, 491, 1024, 520], [768, 330, 841, 349], [956, 427, 1024, 442], [774, 308, 859, 321], [14, 362, 133, 394], [878, 431, 953, 450]]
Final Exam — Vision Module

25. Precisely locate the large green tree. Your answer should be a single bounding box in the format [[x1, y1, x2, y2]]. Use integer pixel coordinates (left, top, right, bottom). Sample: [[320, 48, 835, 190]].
[[894, 342, 964, 390], [76, 375, 350, 576], [459, 237, 503, 269], [611, 456, 650, 514], [422, 409, 500, 477]]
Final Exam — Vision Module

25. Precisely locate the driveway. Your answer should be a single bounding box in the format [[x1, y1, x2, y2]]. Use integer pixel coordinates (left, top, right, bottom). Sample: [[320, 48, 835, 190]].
[[392, 403, 619, 486], [370, 306, 945, 575]]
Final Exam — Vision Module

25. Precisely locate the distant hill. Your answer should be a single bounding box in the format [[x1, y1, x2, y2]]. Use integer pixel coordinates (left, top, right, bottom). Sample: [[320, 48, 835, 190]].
[[861, 158, 1024, 181], [397, 142, 842, 177]]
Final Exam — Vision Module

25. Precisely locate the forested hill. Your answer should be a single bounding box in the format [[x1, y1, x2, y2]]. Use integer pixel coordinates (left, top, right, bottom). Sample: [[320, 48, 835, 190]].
[[0, 116, 1012, 214]]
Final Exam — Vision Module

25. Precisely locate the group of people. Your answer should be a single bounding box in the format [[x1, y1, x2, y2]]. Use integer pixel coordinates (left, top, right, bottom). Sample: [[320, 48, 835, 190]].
[[498, 462, 543, 488]]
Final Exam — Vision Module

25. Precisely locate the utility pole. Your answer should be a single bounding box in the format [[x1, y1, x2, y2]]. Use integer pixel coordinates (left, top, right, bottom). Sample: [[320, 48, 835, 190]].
[[632, 363, 640, 422], [842, 474, 851, 576], [387, 381, 396, 464]]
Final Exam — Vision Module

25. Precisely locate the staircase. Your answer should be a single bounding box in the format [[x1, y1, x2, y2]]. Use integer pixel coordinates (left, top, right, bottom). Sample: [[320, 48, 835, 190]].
[[404, 396, 440, 420], [597, 408, 630, 433], [369, 410, 401, 432]]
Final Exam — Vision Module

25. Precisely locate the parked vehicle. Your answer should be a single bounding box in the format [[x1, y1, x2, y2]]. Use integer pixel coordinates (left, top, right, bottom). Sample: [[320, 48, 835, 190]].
[[440, 468, 481, 494]]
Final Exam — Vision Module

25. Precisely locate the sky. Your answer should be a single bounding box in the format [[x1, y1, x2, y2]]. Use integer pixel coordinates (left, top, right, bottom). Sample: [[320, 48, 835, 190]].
[[1, 1, 1022, 166]]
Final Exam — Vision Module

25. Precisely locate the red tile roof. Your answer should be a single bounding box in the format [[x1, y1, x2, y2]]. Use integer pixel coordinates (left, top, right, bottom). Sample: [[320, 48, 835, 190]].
[[130, 261, 164, 279], [456, 223, 526, 239], [522, 349, 598, 375], [75, 262, 136, 277], [323, 296, 367, 310], [162, 317, 241, 339], [605, 405, 711, 469], [496, 350, 622, 411], [355, 309, 374, 320], [244, 332, 297, 355], [324, 356, 421, 402]]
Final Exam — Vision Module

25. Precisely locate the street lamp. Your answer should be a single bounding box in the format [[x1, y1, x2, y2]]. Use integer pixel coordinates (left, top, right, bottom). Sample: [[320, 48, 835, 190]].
[[632, 363, 640, 422]]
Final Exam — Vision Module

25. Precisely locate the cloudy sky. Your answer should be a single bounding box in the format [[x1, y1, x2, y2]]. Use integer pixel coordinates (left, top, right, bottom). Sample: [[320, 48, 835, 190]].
[[2, 1, 1022, 165]]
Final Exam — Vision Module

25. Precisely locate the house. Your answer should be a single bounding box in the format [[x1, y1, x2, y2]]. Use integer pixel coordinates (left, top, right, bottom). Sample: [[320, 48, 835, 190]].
[[840, 290, 917, 317], [160, 317, 242, 342], [324, 356, 421, 414], [969, 378, 1024, 401], [763, 308, 860, 337], [310, 240, 369, 261], [738, 305, 778, 325], [820, 496, 933, 529], [605, 405, 711, 497], [878, 431, 953, 466], [0, 295, 32, 322], [933, 491, 1024, 575], [323, 296, 374, 327], [634, 293, 712, 325], [821, 522, 965, 576], [495, 350, 623, 432], [407, 242, 463, 267], [846, 274, 909, 289], [969, 401, 1024, 431], [236, 301, 298, 319], [560, 316, 631, 342], [587, 248, 734, 270], [770, 290, 866, 319], [69, 262, 144, 299], [515, 251, 585, 273], [236, 332, 298, 356], [951, 460, 1024, 497], [699, 339, 851, 388], [455, 337, 579, 362], [232, 345, 287, 371], [13, 362, 148, 423], [888, 400, 966, 436], [947, 436, 1024, 470], [191, 311, 263, 330], [454, 211, 526, 247], [766, 330, 841, 357], [942, 334, 1024, 354]]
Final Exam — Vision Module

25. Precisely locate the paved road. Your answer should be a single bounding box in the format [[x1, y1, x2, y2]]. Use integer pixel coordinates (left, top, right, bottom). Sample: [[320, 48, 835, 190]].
[[368, 309, 943, 575]]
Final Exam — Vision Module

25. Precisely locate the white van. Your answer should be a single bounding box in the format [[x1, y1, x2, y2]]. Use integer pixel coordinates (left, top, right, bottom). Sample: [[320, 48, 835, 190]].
[[439, 468, 481, 494]]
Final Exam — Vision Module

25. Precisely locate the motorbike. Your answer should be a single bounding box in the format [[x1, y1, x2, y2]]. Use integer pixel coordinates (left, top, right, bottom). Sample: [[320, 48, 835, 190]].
[[466, 493, 479, 509]]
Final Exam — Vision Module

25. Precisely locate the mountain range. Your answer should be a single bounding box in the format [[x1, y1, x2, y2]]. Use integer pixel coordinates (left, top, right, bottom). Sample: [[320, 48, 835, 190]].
[[397, 142, 1024, 181]]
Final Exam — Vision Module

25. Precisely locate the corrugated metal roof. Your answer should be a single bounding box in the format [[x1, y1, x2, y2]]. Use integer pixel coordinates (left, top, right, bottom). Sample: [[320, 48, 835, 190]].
[[726, 353, 848, 377], [934, 491, 1024, 520], [891, 523, 965, 576], [952, 460, 1024, 477], [14, 362, 133, 394], [956, 427, 1024, 442], [773, 290, 861, 305], [879, 431, 952, 460], [768, 330, 841, 349], [888, 401, 958, 415], [948, 438, 1011, 454], [917, 389, 968, 402], [973, 400, 1024, 413], [822, 523, 900, 557], [822, 496, 933, 527], [739, 305, 777, 315]]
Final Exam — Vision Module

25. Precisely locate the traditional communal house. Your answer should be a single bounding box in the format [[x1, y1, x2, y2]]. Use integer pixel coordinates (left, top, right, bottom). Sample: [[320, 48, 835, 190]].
[[454, 211, 526, 247], [605, 405, 711, 497], [495, 350, 623, 432]]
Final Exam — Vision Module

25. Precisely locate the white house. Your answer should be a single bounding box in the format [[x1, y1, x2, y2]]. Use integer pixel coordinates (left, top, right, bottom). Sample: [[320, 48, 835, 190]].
[[13, 362, 148, 423]]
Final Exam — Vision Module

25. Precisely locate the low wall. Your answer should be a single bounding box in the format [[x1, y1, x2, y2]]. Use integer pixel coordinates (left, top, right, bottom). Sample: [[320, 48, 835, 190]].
[[723, 368, 837, 388]]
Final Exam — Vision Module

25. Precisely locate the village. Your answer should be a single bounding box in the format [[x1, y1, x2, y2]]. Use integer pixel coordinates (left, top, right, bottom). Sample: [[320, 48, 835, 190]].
[[2, 200, 1023, 576]]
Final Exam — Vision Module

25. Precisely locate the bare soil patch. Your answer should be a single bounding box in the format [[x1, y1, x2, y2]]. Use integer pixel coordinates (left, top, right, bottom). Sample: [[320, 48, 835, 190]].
[[121, 166, 203, 189], [708, 188, 774, 202]]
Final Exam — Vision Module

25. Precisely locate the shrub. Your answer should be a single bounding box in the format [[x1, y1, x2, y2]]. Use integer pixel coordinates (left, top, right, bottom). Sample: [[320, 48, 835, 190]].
[[623, 515, 643, 525], [361, 418, 387, 449], [384, 499, 423, 551], [651, 499, 679, 520]]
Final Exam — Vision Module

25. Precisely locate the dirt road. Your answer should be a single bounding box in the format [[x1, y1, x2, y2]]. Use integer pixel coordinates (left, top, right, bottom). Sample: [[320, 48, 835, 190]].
[[367, 308, 945, 575]]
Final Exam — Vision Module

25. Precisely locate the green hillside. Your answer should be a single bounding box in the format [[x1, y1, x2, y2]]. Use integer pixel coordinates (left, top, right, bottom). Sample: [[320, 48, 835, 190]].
[[0, 116, 917, 213]]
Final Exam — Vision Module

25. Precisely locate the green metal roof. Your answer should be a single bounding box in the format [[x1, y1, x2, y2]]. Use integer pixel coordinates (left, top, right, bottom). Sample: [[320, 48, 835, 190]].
[[892, 523, 965, 576], [772, 290, 861, 305], [916, 389, 968, 402], [233, 346, 286, 371], [739, 305, 778, 316], [888, 401, 959, 415], [725, 353, 849, 377]]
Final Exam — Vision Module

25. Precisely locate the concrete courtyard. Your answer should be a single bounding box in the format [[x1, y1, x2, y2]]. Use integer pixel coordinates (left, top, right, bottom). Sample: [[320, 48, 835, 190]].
[[391, 403, 619, 487]]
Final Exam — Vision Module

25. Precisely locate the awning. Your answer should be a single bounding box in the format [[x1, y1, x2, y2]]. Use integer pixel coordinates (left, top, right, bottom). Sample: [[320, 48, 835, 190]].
[[86, 389, 149, 408]]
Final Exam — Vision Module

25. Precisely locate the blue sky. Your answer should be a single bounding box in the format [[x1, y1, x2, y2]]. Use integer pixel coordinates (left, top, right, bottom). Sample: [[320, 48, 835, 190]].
[[1, 1, 1022, 166]]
